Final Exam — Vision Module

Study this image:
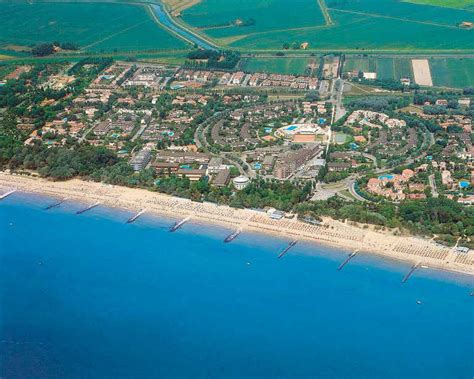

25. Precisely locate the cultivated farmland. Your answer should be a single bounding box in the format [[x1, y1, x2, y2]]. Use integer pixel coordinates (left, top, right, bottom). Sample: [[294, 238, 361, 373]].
[[344, 56, 414, 80], [430, 58, 474, 87], [181, 0, 325, 45], [343, 55, 474, 88], [0, 2, 188, 53], [239, 57, 319, 75], [180, 0, 474, 51], [412, 59, 433, 86], [402, 0, 474, 10]]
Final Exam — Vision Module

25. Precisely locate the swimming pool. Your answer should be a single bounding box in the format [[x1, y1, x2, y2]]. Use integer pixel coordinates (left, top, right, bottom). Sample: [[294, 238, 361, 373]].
[[286, 125, 298, 131], [349, 143, 359, 150], [459, 181, 470, 189], [379, 174, 394, 180], [100, 75, 115, 80], [170, 84, 184, 90]]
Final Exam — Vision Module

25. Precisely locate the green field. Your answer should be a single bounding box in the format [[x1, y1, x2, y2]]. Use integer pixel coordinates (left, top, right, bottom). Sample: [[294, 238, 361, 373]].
[[430, 58, 474, 87], [182, 0, 326, 43], [344, 55, 474, 88], [344, 56, 414, 80], [180, 0, 474, 51], [343, 58, 377, 73], [0, 2, 188, 53], [239, 57, 318, 75], [403, 0, 474, 10], [334, 133, 351, 144]]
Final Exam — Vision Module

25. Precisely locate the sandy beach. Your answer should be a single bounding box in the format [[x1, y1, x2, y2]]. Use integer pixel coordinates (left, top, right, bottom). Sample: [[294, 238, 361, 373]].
[[1, 172, 473, 276]]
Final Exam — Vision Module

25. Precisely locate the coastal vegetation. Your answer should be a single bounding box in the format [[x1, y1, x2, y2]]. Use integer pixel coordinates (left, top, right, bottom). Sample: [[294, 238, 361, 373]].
[[1, 108, 472, 248], [295, 197, 474, 247]]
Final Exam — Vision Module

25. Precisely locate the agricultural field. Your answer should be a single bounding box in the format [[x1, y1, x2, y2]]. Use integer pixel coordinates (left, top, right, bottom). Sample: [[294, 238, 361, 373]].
[[343, 55, 474, 88], [0, 2, 188, 53], [162, 0, 201, 12], [181, 0, 325, 44], [429, 58, 474, 88], [344, 56, 414, 81], [402, 0, 474, 10], [239, 57, 319, 75], [180, 0, 474, 51]]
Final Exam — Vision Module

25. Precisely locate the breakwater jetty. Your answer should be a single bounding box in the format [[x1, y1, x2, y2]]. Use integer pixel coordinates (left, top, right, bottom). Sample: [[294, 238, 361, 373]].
[[224, 229, 242, 243], [402, 263, 420, 284], [170, 216, 190, 232], [338, 250, 359, 271], [278, 240, 298, 258], [45, 198, 68, 210], [76, 202, 101, 215], [0, 189, 16, 200], [127, 209, 146, 224]]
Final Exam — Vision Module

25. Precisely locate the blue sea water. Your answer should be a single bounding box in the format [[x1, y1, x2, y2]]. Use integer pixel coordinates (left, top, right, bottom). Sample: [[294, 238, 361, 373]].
[[1, 193, 473, 379]]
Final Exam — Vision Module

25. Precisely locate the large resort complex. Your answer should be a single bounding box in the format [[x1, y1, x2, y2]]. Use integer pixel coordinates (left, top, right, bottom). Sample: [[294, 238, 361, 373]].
[[1, 0, 474, 377], [0, 55, 473, 275]]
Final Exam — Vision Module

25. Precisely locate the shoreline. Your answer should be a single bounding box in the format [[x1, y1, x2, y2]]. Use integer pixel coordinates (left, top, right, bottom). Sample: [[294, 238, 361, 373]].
[[1, 172, 473, 276]]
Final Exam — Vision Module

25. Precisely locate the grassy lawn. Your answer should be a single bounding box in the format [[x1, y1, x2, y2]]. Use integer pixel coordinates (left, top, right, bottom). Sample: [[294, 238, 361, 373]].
[[334, 133, 351, 144]]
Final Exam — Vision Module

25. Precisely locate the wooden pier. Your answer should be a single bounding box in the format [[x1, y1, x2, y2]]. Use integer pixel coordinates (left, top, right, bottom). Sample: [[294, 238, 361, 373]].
[[278, 240, 298, 258], [401, 263, 420, 284], [337, 250, 359, 271], [45, 198, 68, 210], [169, 216, 190, 232], [0, 189, 16, 200], [127, 209, 146, 224], [76, 201, 101, 215]]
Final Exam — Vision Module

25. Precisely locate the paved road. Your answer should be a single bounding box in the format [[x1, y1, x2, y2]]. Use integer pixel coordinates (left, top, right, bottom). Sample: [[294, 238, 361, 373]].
[[132, 122, 148, 141], [349, 179, 368, 202], [311, 182, 338, 201], [78, 125, 95, 143], [429, 174, 439, 198], [333, 78, 347, 122]]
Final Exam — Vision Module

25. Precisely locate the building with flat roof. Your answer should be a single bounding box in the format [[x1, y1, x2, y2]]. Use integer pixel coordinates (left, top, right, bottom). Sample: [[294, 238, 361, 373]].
[[208, 157, 225, 174], [213, 169, 231, 187], [176, 168, 206, 181], [130, 148, 152, 171], [155, 151, 210, 164], [152, 162, 179, 176], [273, 146, 322, 180]]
